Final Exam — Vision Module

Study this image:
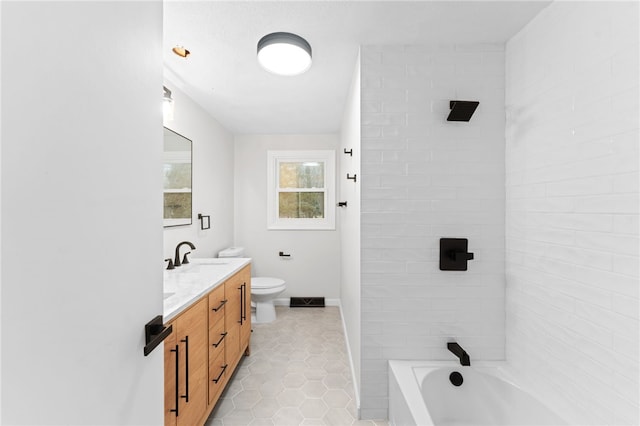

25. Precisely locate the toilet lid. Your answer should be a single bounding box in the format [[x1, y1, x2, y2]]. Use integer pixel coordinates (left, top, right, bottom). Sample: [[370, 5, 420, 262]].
[[252, 277, 285, 289]]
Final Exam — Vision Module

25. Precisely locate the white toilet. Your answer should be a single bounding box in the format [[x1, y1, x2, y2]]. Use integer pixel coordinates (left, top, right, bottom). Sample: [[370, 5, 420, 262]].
[[218, 247, 286, 324]]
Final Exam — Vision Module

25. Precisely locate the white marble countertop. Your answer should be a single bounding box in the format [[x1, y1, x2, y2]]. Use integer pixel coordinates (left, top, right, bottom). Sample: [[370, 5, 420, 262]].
[[163, 257, 251, 322]]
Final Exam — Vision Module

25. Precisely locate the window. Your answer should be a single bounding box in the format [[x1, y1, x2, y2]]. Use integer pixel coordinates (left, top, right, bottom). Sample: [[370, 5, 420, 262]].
[[267, 150, 335, 230]]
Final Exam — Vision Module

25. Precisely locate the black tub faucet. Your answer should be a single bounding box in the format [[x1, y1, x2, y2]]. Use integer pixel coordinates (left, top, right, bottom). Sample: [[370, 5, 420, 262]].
[[174, 241, 196, 267], [447, 342, 470, 366]]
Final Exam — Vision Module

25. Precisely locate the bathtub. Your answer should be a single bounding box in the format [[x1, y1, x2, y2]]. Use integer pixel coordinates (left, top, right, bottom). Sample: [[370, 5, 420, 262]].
[[388, 360, 566, 426]]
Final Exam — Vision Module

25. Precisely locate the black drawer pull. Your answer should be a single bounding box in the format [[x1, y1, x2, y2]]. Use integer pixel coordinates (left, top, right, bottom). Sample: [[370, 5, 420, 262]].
[[238, 285, 244, 325], [180, 336, 189, 402], [241, 283, 247, 321], [212, 364, 228, 384], [212, 332, 227, 348], [170, 345, 179, 416], [211, 299, 227, 312]]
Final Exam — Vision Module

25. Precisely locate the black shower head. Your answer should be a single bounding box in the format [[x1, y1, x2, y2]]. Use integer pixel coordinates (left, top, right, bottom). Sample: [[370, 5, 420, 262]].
[[447, 100, 479, 122]]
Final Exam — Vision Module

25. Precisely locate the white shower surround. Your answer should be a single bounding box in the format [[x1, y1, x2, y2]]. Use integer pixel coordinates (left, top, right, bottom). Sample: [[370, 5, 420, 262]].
[[357, 3, 639, 423], [359, 43, 506, 419], [505, 2, 639, 424]]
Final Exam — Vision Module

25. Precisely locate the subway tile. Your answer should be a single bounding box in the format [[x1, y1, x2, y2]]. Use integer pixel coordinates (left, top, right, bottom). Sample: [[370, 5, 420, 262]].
[[613, 214, 639, 235], [612, 293, 639, 320], [361, 88, 406, 102], [361, 113, 406, 127], [361, 137, 407, 151], [575, 300, 639, 340], [574, 231, 639, 256], [362, 100, 383, 113]]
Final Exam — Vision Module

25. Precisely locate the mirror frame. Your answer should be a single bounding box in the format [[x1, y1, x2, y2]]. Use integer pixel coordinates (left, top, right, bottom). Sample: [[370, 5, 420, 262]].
[[163, 127, 193, 227]]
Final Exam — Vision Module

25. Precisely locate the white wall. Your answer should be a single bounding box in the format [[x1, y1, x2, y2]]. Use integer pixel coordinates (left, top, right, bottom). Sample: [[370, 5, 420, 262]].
[[234, 134, 341, 301], [339, 53, 362, 414], [505, 2, 639, 425], [359, 44, 506, 419], [1, 2, 163, 423], [162, 82, 235, 260]]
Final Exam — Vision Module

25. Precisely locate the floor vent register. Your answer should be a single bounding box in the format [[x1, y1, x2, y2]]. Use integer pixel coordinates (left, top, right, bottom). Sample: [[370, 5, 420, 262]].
[[289, 297, 325, 308]]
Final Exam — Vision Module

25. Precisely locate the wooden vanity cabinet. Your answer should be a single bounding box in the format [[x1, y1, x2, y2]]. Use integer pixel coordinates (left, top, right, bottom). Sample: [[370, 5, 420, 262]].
[[164, 298, 208, 426], [165, 263, 252, 426]]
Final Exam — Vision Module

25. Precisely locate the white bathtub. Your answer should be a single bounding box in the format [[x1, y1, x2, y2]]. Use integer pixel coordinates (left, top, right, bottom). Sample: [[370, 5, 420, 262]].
[[389, 360, 566, 426]]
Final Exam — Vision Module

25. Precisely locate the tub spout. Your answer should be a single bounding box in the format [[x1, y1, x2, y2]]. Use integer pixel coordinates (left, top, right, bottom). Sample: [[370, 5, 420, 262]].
[[447, 342, 470, 366]]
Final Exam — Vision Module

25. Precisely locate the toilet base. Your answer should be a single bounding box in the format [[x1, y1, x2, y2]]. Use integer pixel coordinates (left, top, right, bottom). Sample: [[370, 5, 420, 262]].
[[254, 301, 277, 323]]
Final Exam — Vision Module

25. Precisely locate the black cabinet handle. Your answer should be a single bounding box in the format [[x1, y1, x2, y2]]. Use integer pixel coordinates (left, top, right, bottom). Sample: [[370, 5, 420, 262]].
[[170, 345, 179, 417], [180, 336, 189, 402], [212, 332, 227, 348], [238, 285, 244, 325], [212, 364, 228, 384], [211, 299, 227, 312], [242, 283, 247, 322]]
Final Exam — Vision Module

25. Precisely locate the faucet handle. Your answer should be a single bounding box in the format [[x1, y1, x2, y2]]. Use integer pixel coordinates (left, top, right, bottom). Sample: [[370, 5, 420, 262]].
[[182, 252, 191, 265], [164, 258, 175, 270]]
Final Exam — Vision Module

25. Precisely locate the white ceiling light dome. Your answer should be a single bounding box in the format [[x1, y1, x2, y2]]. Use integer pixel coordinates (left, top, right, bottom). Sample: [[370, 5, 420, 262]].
[[257, 32, 312, 76]]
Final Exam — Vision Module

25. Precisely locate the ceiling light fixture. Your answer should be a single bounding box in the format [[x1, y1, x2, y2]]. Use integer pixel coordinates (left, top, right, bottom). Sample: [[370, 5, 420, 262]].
[[257, 32, 312, 76], [172, 45, 190, 58]]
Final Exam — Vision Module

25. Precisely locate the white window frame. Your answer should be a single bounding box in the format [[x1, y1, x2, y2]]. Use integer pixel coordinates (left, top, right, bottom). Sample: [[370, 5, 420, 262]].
[[267, 150, 335, 230]]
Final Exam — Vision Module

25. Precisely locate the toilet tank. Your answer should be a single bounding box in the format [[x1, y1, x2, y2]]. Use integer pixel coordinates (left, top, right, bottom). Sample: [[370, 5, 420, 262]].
[[218, 247, 245, 258]]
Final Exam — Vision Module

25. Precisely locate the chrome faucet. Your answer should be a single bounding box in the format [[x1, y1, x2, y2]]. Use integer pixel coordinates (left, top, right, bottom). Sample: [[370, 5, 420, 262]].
[[447, 342, 470, 366], [174, 241, 196, 267]]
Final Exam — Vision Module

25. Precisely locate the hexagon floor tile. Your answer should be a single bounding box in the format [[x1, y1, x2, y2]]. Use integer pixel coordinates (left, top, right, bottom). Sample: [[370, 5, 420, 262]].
[[205, 307, 388, 426]]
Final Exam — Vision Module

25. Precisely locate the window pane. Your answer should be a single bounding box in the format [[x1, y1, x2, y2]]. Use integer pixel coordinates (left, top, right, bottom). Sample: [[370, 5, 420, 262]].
[[279, 192, 325, 218], [279, 162, 324, 189], [164, 193, 192, 219], [164, 163, 191, 190]]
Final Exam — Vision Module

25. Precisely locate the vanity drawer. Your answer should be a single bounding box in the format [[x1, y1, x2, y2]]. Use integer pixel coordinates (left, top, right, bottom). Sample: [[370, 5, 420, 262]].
[[208, 317, 226, 360], [208, 349, 227, 405], [208, 284, 226, 329]]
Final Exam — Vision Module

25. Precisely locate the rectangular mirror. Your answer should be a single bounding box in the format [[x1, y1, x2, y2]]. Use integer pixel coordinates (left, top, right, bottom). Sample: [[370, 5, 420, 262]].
[[163, 127, 192, 227]]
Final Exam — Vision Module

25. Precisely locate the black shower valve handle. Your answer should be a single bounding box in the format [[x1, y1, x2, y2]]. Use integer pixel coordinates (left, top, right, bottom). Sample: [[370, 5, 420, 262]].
[[450, 250, 474, 262]]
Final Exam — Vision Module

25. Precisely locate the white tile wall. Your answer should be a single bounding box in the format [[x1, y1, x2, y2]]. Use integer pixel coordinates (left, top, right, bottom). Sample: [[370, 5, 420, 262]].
[[360, 44, 506, 419], [505, 2, 639, 425]]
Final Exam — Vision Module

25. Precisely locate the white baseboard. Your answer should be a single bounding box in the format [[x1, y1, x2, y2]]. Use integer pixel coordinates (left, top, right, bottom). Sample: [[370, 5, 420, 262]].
[[338, 301, 361, 419]]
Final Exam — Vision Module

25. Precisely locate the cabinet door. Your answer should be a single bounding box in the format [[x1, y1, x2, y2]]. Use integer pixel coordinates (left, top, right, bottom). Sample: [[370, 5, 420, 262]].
[[164, 323, 178, 426], [224, 278, 242, 371], [175, 298, 208, 426], [239, 266, 252, 353]]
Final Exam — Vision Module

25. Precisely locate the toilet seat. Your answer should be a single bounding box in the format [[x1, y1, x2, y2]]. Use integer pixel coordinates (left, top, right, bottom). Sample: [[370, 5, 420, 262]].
[[252, 277, 285, 290]]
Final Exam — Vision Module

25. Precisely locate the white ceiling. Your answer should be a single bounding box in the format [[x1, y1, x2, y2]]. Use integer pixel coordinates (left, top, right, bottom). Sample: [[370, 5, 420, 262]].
[[163, 1, 550, 134]]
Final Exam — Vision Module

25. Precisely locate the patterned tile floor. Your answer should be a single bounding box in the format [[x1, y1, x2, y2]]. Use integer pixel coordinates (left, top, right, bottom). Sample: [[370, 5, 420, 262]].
[[205, 306, 388, 426]]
